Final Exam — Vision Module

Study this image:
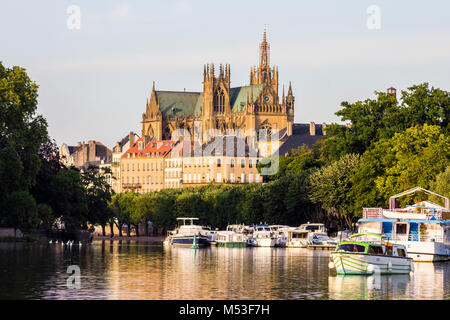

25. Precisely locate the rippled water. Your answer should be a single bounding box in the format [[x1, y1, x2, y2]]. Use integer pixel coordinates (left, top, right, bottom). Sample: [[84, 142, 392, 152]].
[[0, 241, 448, 300]]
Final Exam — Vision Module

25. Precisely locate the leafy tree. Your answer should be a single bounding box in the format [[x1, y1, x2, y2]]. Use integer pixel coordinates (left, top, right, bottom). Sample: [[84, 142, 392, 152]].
[[308, 154, 362, 229], [429, 166, 450, 206], [322, 83, 450, 162], [2, 191, 38, 235], [82, 165, 113, 235], [350, 124, 449, 212], [0, 62, 48, 228], [374, 124, 449, 204]]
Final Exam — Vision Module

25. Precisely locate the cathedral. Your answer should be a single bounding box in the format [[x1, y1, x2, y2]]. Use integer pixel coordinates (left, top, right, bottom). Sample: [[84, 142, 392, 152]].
[[141, 30, 295, 142]]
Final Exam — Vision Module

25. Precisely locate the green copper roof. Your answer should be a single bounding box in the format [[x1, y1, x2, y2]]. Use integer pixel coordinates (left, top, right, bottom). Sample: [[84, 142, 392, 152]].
[[156, 84, 264, 117], [156, 91, 201, 118], [230, 84, 264, 112]]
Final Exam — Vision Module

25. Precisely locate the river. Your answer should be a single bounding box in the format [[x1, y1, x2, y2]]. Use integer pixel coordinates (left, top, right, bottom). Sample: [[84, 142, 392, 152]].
[[0, 241, 448, 300]]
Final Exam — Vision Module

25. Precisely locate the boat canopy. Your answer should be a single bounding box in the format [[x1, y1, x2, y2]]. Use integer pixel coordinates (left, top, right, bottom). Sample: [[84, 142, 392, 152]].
[[350, 232, 387, 239]]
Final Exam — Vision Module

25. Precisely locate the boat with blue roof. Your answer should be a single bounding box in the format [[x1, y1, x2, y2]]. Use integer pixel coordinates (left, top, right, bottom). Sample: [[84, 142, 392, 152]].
[[357, 187, 450, 262]]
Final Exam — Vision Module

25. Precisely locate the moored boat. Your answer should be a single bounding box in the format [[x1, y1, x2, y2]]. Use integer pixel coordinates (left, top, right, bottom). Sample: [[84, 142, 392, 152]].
[[329, 232, 414, 275], [247, 225, 277, 247], [165, 217, 211, 247], [357, 187, 450, 262], [216, 231, 247, 248]]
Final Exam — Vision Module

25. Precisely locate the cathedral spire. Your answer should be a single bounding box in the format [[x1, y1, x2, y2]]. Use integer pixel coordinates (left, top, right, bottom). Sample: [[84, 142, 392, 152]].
[[259, 26, 270, 68]]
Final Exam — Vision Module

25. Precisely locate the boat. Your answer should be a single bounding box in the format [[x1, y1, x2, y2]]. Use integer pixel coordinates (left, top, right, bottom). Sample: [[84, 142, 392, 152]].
[[247, 224, 277, 247], [298, 223, 335, 249], [329, 232, 414, 275], [270, 225, 290, 247], [164, 217, 211, 247], [216, 231, 247, 248], [285, 228, 310, 248], [357, 187, 450, 262]]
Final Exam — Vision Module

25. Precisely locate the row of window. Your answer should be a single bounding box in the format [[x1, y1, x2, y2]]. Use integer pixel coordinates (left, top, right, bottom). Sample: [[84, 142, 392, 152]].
[[121, 158, 260, 171], [183, 173, 260, 184], [122, 162, 161, 172], [123, 176, 163, 185]]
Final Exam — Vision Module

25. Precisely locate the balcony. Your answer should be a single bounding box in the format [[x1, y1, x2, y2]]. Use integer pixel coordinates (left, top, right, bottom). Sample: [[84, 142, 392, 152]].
[[122, 183, 142, 189]]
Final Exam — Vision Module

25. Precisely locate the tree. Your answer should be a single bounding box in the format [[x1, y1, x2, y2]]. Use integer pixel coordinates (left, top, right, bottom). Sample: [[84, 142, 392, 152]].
[[350, 124, 449, 212], [308, 154, 362, 229], [374, 124, 449, 204], [429, 166, 450, 206], [2, 191, 38, 235], [82, 165, 113, 235], [322, 83, 450, 162], [0, 62, 48, 228]]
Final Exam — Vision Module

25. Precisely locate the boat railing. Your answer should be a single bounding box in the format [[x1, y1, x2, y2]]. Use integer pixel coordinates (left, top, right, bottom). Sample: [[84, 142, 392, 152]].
[[362, 208, 383, 218], [363, 208, 443, 220], [390, 234, 443, 242]]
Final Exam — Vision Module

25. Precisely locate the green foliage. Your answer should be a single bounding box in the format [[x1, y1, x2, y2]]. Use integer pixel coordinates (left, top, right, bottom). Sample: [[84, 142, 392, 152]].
[[322, 83, 449, 162], [429, 166, 450, 206], [0, 62, 48, 227], [82, 165, 113, 229], [309, 154, 362, 229]]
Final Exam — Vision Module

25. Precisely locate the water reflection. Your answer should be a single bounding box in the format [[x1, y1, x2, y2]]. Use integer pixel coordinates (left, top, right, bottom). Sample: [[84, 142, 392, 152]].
[[328, 263, 449, 300], [0, 242, 448, 300]]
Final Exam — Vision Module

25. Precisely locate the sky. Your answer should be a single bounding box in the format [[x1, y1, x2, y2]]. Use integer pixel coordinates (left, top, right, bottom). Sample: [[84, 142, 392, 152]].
[[1, 0, 450, 148]]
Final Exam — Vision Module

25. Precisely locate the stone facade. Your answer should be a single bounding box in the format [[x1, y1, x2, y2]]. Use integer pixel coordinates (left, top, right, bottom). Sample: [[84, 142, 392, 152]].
[[141, 30, 294, 144], [60, 140, 112, 169]]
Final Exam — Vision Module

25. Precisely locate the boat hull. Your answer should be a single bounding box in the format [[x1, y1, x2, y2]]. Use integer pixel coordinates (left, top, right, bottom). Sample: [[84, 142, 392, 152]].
[[171, 236, 210, 247], [330, 252, 413, 275], [217, 241, 247, 248]]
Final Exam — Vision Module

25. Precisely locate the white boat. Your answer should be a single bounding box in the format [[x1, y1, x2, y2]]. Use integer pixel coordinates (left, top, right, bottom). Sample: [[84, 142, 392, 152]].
[[298, 222, 335, 249], [271, 225, 290, 247], [247, 225, 277, 247], [329, 233, 414, 275], [358, 187, 450, 262], [164, 218, 211, 247], [284, 228, 310, 248]]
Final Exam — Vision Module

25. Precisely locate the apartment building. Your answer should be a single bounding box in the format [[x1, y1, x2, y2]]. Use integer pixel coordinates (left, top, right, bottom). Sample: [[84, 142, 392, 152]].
[[120, 138, 177, 193]]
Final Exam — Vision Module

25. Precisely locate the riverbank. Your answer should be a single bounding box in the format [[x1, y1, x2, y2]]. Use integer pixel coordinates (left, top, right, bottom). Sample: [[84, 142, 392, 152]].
[[93, 234, 164, 245]]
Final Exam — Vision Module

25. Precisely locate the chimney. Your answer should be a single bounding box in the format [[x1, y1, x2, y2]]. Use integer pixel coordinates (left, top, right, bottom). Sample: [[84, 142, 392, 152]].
[[322, 122, 327, 136], [88, 140, 96, 161], [129, 132, 135, 148], [309, 122, 316, 136]]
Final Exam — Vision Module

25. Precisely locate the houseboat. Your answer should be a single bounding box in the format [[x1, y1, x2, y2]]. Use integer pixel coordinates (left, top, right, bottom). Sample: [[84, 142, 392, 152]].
[[164, 218, 211, 247], [285, 228, 310, 248], [216, 231, 247, 248], [357, 187, 450, 262], [329, 232, 414, 275]]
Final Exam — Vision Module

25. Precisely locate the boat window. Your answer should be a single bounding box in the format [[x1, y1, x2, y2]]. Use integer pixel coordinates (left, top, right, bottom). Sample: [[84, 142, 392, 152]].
[[337, 243, 366, 253], [395, 223, 408, 235], [368, 245, 383, 255], [385, 245, 393, 256], [397, 248, 406, 257]]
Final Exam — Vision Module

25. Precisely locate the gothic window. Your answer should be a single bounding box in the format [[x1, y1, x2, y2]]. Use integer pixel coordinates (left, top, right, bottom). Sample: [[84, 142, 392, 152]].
[[214, 87, 225, 113], [260, 123, 272, 138]]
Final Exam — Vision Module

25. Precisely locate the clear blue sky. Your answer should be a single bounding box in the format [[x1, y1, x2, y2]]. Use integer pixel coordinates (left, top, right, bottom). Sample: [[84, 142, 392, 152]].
[[1, 0, 450, 148]]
